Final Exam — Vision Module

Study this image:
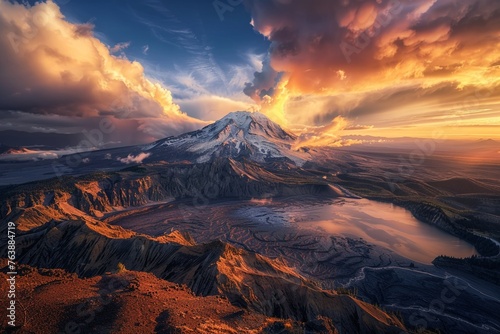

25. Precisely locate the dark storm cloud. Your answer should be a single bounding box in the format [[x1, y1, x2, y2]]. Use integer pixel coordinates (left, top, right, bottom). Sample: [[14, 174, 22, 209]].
[[243, 56, 282, 102]]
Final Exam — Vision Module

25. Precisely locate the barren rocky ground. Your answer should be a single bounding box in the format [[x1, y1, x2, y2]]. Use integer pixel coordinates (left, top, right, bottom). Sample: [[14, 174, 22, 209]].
[[1, 140, 500, 333]]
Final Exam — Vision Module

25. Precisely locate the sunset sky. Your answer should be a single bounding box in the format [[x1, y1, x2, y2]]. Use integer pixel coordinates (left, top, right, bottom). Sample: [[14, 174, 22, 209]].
[[1, 0, 499, 149]]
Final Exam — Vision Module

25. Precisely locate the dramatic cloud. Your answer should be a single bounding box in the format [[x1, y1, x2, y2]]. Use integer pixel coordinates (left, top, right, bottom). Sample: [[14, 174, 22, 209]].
[[293, 116, 349, 148], [293, 116, 370, 148], [243, 0, 500, 138], [117, 152, 151, 164], [0, 0, 204, 138], [243, 56, 281, 103]]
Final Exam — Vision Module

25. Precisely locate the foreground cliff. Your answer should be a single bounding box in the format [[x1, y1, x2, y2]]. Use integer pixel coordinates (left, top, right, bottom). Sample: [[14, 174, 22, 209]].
[[0, 262, 340, 333], [1, 220, 407, 334]]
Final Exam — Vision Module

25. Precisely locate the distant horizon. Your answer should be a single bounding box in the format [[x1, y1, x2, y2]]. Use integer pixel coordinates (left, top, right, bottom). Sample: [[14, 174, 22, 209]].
[[1, 110, 499, 163], [1, 0, 500, 149]]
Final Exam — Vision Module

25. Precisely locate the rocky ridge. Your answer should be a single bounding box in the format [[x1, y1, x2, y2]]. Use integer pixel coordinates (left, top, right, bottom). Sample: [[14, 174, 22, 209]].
[[1, 220, 407, 334]]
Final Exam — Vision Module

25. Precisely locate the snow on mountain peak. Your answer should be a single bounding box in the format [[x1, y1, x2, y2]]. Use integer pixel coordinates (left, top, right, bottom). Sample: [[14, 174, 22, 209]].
[[146, 111, 308, 165], [208, 111, 296, 142]]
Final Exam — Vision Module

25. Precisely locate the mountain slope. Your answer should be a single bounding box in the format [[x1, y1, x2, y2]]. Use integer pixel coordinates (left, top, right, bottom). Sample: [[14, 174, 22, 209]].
[[0, 112, 314, 185], [144, 111, 309, 165], [1, 263, 338, 333], [3, 220, 407, 333]]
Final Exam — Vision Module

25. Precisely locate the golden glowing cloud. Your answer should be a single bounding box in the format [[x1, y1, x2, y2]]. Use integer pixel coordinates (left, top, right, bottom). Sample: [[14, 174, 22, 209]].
[[0, 0, 205, 137], [244, 0, 500, 139], [293, 116, 349, 148]]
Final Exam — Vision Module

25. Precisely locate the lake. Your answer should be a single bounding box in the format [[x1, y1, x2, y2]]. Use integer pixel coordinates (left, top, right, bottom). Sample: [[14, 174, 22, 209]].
[[109, 196, 478, 265], [235, 198, 478, 264]]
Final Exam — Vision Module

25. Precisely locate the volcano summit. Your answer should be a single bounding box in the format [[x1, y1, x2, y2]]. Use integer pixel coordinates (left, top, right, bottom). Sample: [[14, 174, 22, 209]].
[[144, 111, 309, 165]]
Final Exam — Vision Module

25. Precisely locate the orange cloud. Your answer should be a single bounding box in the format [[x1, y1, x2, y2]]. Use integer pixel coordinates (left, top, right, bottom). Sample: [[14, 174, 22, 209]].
[[0, 0, 204, 137], [244, 0, 500, 137], [292, 116, 369, 148]]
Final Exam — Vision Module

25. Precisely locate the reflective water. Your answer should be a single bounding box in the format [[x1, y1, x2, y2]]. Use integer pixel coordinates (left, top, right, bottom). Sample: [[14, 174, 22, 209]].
[[238, 198, 478, 264], [111, 196, 478, 264]]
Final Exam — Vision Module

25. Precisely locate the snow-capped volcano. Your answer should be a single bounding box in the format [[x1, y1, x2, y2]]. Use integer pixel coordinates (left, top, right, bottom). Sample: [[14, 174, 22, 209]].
[[145, 111, 309, 165]]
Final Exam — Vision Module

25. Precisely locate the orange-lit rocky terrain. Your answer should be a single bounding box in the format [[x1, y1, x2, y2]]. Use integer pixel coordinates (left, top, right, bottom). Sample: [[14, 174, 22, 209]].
[[2, 0, 500, 332], [0, 222, 407, 333], [1, 262, 340, 333], [2, 112, 500, 334]]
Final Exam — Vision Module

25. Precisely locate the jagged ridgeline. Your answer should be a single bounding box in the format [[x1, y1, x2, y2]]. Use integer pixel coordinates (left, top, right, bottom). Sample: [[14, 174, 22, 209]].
[[0, 219, 407, 333], [0, 157, 343, 232]]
